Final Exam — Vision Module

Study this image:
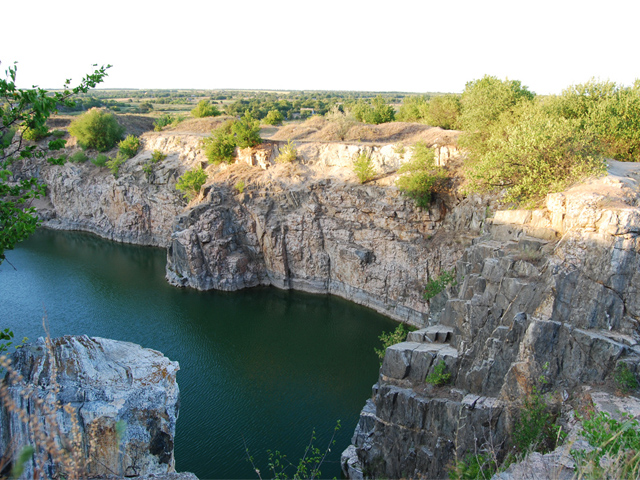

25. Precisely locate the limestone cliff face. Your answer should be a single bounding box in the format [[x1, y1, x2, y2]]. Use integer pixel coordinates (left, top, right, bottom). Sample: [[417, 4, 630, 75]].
[[0, 336, 180, 478], [18, 132, 207, 247], [343, 171, 640, 479], [165, 178, 486, 324]]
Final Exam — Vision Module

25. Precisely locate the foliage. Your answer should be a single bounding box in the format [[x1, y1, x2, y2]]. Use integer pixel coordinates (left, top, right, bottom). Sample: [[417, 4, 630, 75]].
[[350, 95, 395, 124], [68, 108, 124, 151], [1, 61, 109, 264], [22, 124, 50, 141], [91, 154, 109, 167], [68, 151, 88, 163], [397, 94, 461, 129], [513, 388, 563, 454], [106, 153, 127, 178], [246, 421, 341, 480], [204, 120, 237, 164], [614, 362, 638, 394], [47, 155, 67, 165], [424, 268, 457, 300], [191, 99, 221, 118], [458, 75, 535, 135], [396, 141, 447, 208], [353, 151, 376, 183], [118, 134, 140, 159], [275, 140, 297, 163], [425, 360, 451, 386], [151, 150, 167, 163], [232, 113, 262, 149], [448, 453, 497, 480], [375, 323, 407, 363], [176, 166, 208, 200], [324, 106, 358, 140], [426, 94, 461, 130], [142, 163, 153, 176], [462, 102, 606, 205], [234, 179, 245, 193], [153, 113, 185, 131], [547, 78, 640, 162], [0, 327, 14, 355], [264, 109, 284, 126], [573, 411, 640, 479]]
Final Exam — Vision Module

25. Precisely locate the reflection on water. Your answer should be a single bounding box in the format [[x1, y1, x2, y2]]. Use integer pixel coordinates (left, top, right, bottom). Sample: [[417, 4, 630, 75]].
[[0, 229, 397, 478]]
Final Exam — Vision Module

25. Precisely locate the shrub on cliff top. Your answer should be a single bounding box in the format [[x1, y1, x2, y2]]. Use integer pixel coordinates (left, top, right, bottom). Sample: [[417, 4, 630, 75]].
[[232, 113, 262, 149], [118, 135, 140, 159], [204, 120, 237, 164], [396, 141, 447, 208], [69, 108, 124, 151], [191, 99, 221, 118]]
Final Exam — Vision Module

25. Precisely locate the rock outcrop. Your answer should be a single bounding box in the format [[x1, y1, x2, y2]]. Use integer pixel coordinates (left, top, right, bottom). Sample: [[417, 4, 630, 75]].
[[0, 336, 181, 478], [343, 165, 640, 478]]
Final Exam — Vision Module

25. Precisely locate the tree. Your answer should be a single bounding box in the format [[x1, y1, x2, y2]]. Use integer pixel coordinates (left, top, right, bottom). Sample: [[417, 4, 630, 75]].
[[0, 61, 109, 264], [263, 109, 284, 126]]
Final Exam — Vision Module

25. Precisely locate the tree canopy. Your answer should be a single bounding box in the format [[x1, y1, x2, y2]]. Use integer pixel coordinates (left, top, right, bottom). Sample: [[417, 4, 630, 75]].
[[0, 62, 109, 264]]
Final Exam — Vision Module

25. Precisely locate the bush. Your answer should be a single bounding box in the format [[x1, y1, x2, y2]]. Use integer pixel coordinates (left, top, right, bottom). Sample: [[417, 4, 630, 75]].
[[106, 153, 127, 178], [118, 135, 140, 159], [232, 113, 262, 149], [176, 166, 208, 200], [154, 113, 185, 131], [275, 140, 297, 163], [264, 109, 284, 126], [22, 124, 49, 141], [204, 120, 237, 164], [374, 324, 407, 363], [425, 361, 451, 386], [47, 155, 66, 165], [151, 150, 167, 163], [424, 268, 457, 300], [91, 154, 109, 167], [463, 103, 606, 205], [353, 151, 376, 183], [191, 99, 221, 118], [513, 390, 562, 454], [547, 78, 640, 162], [350, 95, 395, 124], [68, 108, 125, 151], [68, 151, 88, 163], [396, 141, 447, 208], [234, 180, 245, 193], [614, 362, 638, 393], [397, 95, 430, 122], [458, 75, 535, 134], [424, 94, 461, 130]]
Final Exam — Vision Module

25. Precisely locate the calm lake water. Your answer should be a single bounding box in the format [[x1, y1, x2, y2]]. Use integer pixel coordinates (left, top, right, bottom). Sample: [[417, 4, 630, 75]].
[[0, 229, 396, 479]]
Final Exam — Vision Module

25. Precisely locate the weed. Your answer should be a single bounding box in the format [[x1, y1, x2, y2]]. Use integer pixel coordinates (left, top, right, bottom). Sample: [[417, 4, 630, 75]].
[[151, 150, 167, 163], [614, 362, 638, 394], [47, 155, 66, 165], [573, 411, 640, 479], [424, 269, 457, 300], [68, 151, 88, 163], [142, 163, 153, 176], [393, 142, 406, 157], [176, 166, 208, 200], [106, 153, 127, 178], [426, 360, 451, 386], [513, 388, 564, 455], [448, 452, 497, 480], [275, 140, 297, 163], [235, 180, 246, 194], [353, 151, 376, 184], [91, 154, 109, 168]]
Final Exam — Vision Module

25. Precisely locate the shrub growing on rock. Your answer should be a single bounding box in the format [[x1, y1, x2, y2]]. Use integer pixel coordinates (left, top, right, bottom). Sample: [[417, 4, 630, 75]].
[[117, 135, 140, 159], [204, 120, 237, 164], [232, 113, 262, 149], [176, 166, 208, 200], [68, 108, 124, 151], [396, 141, 447, 208], [353, 151, 376, 183]]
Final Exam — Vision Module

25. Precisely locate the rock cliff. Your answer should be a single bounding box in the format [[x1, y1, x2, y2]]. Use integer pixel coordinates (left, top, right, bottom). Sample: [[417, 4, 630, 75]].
[[0, 335, 180, 478], [342, 161, 640, 478]]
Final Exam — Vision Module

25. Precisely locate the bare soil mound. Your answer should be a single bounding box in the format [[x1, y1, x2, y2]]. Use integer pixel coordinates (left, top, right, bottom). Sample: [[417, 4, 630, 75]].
[[269, 118, 460, 146], [165, 116, 234, 134]]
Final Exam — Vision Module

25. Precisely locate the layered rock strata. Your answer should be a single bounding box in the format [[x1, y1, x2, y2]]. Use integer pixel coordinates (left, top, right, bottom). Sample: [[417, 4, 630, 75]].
[[0, 336, 180, 478], [343, 173, 640, 478]]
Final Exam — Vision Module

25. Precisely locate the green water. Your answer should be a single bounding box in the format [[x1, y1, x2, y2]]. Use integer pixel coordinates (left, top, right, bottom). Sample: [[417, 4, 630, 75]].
[[0, 229, 396, 479]]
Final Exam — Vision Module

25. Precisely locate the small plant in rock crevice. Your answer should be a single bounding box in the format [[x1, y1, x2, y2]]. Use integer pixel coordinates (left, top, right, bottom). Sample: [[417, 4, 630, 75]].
[[353, 151, 376, 184], [375, 324, 408, 364], [424, 268, 457, 300], [426, 360, 451, 386], [613, 362, 639, 394]]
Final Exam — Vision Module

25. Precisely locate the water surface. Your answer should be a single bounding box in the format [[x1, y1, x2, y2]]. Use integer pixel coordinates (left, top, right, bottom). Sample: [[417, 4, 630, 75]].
[[0, 229, 396, 478]]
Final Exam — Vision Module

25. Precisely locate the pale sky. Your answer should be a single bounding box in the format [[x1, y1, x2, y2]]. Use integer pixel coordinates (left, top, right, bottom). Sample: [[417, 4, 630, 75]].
[[3, 0, 639, 95]]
